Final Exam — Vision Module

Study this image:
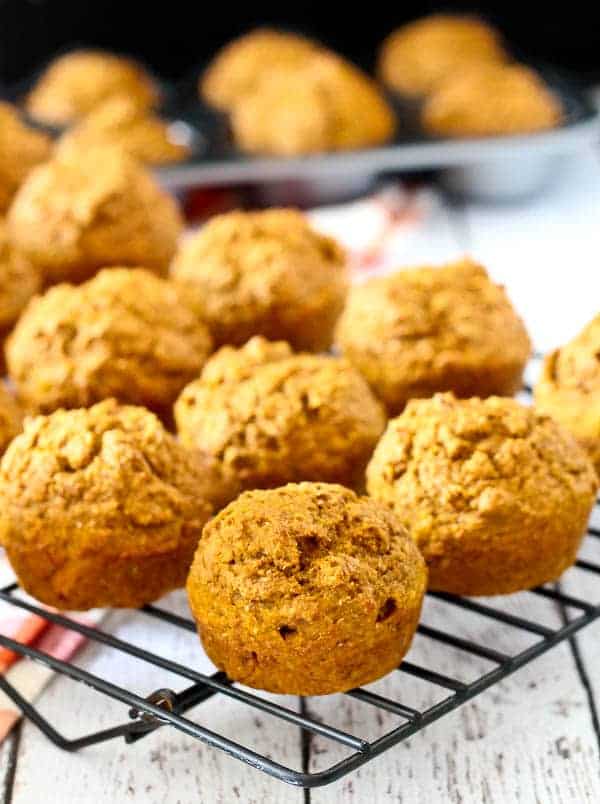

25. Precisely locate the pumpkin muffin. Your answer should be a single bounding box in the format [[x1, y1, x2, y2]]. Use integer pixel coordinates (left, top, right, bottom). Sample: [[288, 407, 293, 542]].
[[57, 97, 191, 165], [0, 220, 41, 367], [6, 268, 212, 419], [187, 482, 427, 694], [200, 28, 321, 112], [0, 383, 23, 457], [230, 51, 396, 155], [422, 64, 563, 137], [7, 145, 183, 285], [367, 393, 597, 596], [26, 49, 159, 126], [335, 258, 531, 415], [0, 399, 214, 610], [0, 103, 52, 214], [175, 336, 386, 501], [378, 14, 507, 97], [171, 208, 348, 351], [535, 316, 600, 475]]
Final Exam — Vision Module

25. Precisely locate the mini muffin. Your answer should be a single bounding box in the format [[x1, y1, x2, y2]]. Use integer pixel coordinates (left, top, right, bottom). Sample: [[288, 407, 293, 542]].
[[0, 220, 41, 366], [57, 97, 191, 165], [0, 399, 214, 610], [26, 49, 159, 126], [201, 28, 321, 111], [535, 316, 600, 475], [231, 52, 396, 155], [175, 336, 386, 500], [378, 14, 507, 97], [6, 267, 212, 418], [422, 64, 563, 137], [0, 383, 22, 457], [367, 394, 597, 596], [8, 145, 183, 284], [335, 258, 531, 414], [187, 482, 427, 694], [0, 102, 52, 214], [171, 208, 348, 351]]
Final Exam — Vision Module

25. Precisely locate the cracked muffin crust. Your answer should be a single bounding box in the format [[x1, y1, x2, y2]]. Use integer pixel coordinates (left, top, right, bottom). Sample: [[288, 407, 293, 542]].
[[26, 49, 159, 126], [230, 51, 396, 155], [171, 208, 348, 351], [0, 383, 22, 457], [187, 482, 427, 694], [422, 63, 563, 137], [335, 258, 531, 414], [0, 399, 214, 610], [367, 393, 597, 595], [0, 103, 52, 214], [535, 316, 600, 475], [200, 28, 321, 112], [175, 336, 386, 501], [8, 145, 183, 285], [378, 14, 507, 98], [6, 267, 212, 418]]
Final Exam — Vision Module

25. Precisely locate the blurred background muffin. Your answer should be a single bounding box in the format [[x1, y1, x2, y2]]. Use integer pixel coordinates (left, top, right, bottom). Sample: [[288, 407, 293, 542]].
[[422, 63, 563, 137], [0, 382, 22, 457], [230, 51, 396, 155], [200, 28, 321, 112], [335, 258, 531, 414], [378, 14, 507, 97], [535, 315, 600, 475], [187, 482, 427, 695], [25, 49, 159, 126], [0, 220, 40, 368], [0, 102, 51, 214], [171, 208, 348, 351], [6, 267, 212, 419], [7, 144, 183, 284], [175, 336, 386, 501], [57, 97, 192, 165]]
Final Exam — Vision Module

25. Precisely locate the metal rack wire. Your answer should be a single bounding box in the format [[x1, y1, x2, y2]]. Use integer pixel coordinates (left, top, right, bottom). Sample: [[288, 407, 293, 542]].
[[1, 376, 599, 788]]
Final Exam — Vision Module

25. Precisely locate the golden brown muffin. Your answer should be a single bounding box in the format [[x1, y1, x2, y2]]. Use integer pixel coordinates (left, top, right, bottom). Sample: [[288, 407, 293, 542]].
[[26, 49, 159, 126], [335, 258, 531, 415], [0, 220, 41, 367], [378, 14, 507, 97], [535, 316, 600, 475], [230, 51, 396, 155], [171, 208, 348, 351], [0, 102, 52, 214], [175, 336, 386, 501], [57, 97, 191, 165], [0, 399, 213, 610], [200, 28, 321, 111], [0, 383, 23, 457], [422, 64, 563, 137], [367, 393, 597, 596], [6, 267, 212, 419], [7, 145, 183, 285], [187, 482, 427, 694]]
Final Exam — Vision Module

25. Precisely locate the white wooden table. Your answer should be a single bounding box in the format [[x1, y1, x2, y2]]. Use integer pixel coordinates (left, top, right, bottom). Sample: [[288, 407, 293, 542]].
[[2, 149, 600, 804]]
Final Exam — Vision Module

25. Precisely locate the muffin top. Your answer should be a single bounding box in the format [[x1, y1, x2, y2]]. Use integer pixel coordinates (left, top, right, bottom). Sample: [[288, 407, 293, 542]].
[[0, 219, 41, 334], [57, 97, 191, 165], [543, 316, 600, 394], [200, 28, 321, 111], [0, 383, 22, 457], [189, 481, 426, 621], [171, 208, 348, 349], [378, 14, 506, 97], [7, 267, 212, 415], [0, 102, 52, 214], [230, 52, 396, 155], [26, 49, 158, 125], [366, 393, 598, 552], [175, 336, 386, 492], [8, 145, 183, 284], [0, 398, 212, 549], [422, 64, 562, 137]]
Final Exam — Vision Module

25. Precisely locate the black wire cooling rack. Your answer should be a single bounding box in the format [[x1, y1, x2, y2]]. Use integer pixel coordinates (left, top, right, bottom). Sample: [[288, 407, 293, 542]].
[[0, 375, 599, 788]]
